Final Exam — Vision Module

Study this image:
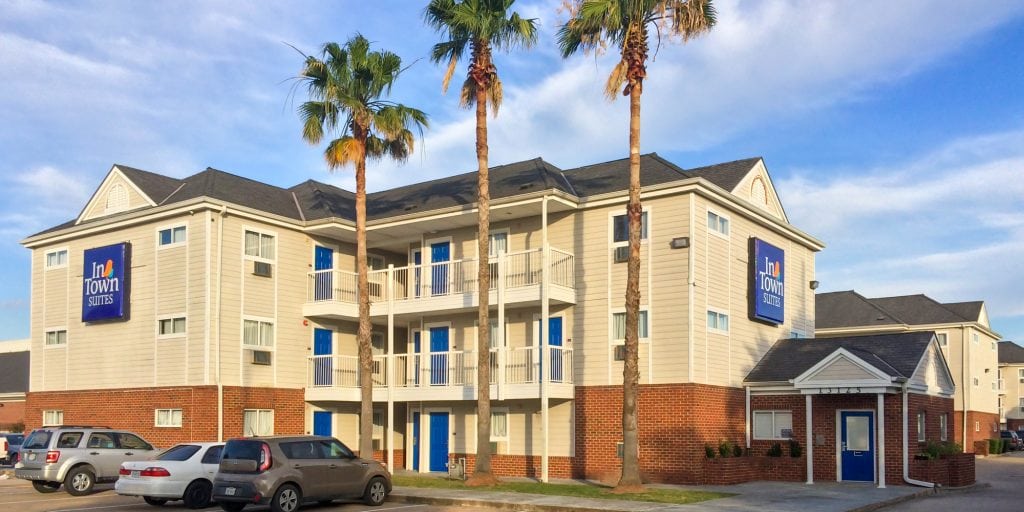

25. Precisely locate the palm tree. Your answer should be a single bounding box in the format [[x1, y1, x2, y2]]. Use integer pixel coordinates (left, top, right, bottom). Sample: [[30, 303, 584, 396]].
[[557, 0, 716, 492], [295, 34, 428, 460], [424, 0, 537, 486]]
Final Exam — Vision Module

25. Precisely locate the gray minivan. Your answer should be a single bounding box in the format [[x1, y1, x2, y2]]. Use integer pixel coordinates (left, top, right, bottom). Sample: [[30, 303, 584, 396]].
[[212, 436, 391, 512]]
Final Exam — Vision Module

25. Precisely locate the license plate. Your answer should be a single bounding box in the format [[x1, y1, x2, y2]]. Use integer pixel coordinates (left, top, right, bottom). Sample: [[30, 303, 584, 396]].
[[27, 453, 36, 461], [225, 487, 236, 496], [131, 470, 140, 478]]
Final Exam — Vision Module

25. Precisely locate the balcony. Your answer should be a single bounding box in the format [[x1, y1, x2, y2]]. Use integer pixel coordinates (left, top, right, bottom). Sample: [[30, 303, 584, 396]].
[[303, 247, 575, 320], [304, 346, 574, 402]]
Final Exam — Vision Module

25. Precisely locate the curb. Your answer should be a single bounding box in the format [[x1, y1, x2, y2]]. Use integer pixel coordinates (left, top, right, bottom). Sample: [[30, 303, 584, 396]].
[[389, 490, 653, 512], [844, 488, 933, 512]]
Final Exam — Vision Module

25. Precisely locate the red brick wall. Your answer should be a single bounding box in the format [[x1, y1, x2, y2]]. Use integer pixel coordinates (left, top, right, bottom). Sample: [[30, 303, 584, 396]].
[[454, 453, 574, 479], [371, 449, 406, 469], [24, 386, 304, 447], [953, 410, 1000, 448], [910, 452, 975, 487], [574, 383, 746, 484], [0, 400, 26, 428], [1006, 418, 1024, 431]]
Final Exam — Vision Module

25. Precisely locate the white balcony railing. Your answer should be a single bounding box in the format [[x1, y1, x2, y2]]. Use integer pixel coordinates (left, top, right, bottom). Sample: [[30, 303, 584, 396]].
[[308, 347, 573, 389], [306, 247, 574, 304]]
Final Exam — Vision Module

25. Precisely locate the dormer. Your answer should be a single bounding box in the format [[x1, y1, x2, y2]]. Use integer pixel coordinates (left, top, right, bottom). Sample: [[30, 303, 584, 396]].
[[76, 165, 169, 224]]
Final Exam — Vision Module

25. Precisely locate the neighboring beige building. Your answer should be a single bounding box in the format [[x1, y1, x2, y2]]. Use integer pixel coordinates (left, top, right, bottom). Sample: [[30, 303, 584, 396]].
[[998, 341, 1024, 431], [22, 154, 824, 482], [816, 291, 1001, 448]]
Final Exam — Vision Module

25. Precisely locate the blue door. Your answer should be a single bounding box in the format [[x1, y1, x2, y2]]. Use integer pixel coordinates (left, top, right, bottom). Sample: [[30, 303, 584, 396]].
[[430, 242, 450, 296], [413, 331, 422, 386], [548, 317, 563, 382], [429, 327, 449, 385], [841, 411, 875, 482], [413, 249, 423, 298], [412, 411, 421, 471], [313, 411, 332, 436], [313, 328, 332, 386], [314, 246, 333, 300], [428, 412, 449, 472]]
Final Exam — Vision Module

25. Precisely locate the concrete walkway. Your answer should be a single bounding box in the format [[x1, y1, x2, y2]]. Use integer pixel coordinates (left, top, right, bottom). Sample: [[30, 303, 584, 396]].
[[390, 477, 928, 512]]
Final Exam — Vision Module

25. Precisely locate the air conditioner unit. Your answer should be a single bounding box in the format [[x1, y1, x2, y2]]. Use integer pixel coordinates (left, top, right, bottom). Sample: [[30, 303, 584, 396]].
[[613, 345, 626, 361], [372, 438, 382, 451], [489, 441, 499, 454], [613, 246, 629, 263], [251, 350, 272, 365], [253, 261, 273, 277]]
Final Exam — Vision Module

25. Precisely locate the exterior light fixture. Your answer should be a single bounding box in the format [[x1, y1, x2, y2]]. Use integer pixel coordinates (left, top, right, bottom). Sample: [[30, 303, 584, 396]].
[[670, 237, 690, 249], [809, 280, 820, 290]]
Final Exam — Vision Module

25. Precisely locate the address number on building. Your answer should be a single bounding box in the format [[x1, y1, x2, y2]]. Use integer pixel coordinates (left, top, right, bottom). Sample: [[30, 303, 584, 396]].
[[815, 387, 861, 394]]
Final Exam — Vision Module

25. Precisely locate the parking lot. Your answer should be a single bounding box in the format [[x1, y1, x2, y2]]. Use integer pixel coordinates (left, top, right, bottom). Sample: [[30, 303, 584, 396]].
[[0, 478, 490, 512]]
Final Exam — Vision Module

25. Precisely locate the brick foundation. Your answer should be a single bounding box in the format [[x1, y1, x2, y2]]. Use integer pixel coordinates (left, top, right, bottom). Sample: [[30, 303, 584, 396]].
[[371, 449, 406, 469], [25, 386, 304, 447], [953, 410, 1000, 448], [454, 453, 574, 479]]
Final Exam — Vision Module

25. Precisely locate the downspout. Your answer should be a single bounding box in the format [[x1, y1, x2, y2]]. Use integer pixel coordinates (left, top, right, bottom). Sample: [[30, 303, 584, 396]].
[[902, 381, 935, 488], [217, 205, 227, 442], [744, 386, 751, 448]]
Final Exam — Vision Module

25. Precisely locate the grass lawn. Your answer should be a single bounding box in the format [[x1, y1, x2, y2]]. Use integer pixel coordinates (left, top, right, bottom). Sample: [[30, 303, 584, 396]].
[[392, 475, 732, 505]]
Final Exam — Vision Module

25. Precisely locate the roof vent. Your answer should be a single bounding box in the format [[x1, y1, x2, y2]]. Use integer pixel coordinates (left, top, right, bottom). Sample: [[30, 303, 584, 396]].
[[519, 183, 533, 190], [404, 205, 417, 212]]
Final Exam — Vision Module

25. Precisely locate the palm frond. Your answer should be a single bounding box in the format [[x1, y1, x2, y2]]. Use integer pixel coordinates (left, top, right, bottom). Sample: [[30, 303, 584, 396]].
[[604, 59, 628, 100]]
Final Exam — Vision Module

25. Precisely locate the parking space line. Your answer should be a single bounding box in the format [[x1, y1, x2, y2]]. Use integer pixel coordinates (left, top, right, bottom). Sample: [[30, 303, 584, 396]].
[[49, 504, 138, 512], [1, 496, 93, 505]]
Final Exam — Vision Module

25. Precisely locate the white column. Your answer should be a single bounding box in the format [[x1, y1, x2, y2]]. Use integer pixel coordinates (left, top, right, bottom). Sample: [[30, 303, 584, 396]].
[[541, 196, 550, 483], [497, 251, 506, 401], [877, 393, 886, 488], [806, 394, 814, 484], [387, 264, 395, 473], [745, 387, 751, 448]]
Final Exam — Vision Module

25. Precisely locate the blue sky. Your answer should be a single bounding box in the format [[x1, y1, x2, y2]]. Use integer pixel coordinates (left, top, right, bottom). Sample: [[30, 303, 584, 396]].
[[1, 0, 1023, 342]]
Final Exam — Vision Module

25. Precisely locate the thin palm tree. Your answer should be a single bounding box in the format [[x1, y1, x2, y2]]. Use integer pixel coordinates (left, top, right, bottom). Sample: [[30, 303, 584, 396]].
[[557, 0, 715, 492], [295, 34, 428, 460], [424, 0, 537, 486]]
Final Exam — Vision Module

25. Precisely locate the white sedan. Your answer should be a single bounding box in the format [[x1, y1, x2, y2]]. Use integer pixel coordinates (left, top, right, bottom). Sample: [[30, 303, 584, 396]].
[[115, 442, 224, 509]]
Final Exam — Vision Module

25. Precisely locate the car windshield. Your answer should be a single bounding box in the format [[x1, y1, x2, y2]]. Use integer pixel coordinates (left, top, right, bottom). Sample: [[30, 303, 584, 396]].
[[157, 444, 201, 461], [222, 440, 264, 461], [23, 431, 52, 449]]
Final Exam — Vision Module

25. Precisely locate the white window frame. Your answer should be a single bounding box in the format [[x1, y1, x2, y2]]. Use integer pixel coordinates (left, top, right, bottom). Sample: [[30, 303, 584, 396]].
[[474, 318, 507, 350], [707, 209, 730, 239], [935, 332, 948, 348], [157, 224, 187, 248], [367, 253, 387, 271], [242, 317, 275, 349], [610, 209, 650, 247], [43, 410, 63, 426], [44, 328, 67, 348], [752, 410, 793, 440], [154, 408, 183, 427], [372, 410, 384, 441], [157, 315, 187, 338], [939, 413, 948, 441], [917, 412, 926, 442], [1019, 397, 1024, 411], [610, 308, 651, 344], [490, 407, 509, 442], [974, 421, 980, 432], [243, 228, 277, 262], [707, 308, 730, 335], [991, 340, 997, 351], [972, 333, 979, 344], [488, 229, 510, 257], [44, 248, 69, 270], [1019, 368, 1024, 383], [243, 409, 274, 436]]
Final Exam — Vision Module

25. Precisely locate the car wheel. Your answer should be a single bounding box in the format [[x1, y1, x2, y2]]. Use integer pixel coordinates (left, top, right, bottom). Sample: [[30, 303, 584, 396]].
[[64, 466, 96, 496], [32, 481, 62, 493], [219, 503, 246, 512], [182, 480, 213, 509], [362, 476, 388, 507], [143, 497, 169, 506], [270, 483, 301, 512]]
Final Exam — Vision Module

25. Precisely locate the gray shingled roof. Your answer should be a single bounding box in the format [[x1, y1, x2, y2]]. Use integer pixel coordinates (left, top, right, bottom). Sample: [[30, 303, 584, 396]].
[[815, 291, 901, 329], [869, 295, 967, 325], [114, 164, 184, 204], [942, 301, 984, 322], [816, 291, 985, 330], [745, 332, 934, 383], [0, 351, 29, 394], [560, 154, 761, 197], [999, 342, 1024, 364]]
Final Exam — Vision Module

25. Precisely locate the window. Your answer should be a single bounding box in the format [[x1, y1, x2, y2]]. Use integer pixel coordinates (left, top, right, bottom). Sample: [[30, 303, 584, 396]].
[[489, 231, 508, 257], [88, 432, 116, 449], [45, 249, 68, 269], [753, 411, 793, 439], [612, 310, 649, 341], [201, 445, 224, 464], [56, 432, 81, 448], [367, 254, 386, 270], [158, 317, 186, 337], [243, 409, 274, 436], [917, 412, 926, 442], [372, 411, 384, 441], [370, 332, 385, 355], [939, 413, 948, 441], [119, 433, 152, 450], [244, 230, 275, 261], [935, 333, 947, 347], [1019, 368, 1024, 384], [158, 226, 186, 246], [707, 210, 730, 237], [973, 333, 979, 344], [242, 319, 274, 348], [155, 409, 183, 427], [491, 409, 509, 440], [992, 341, 997, 351], [475, 319, 505, 349], [1019, 397, 1024, 412], [611, 211, 649, 244], [45, 329, 67, 347], [707, 310, 730, 334], [973, 377, 979, 387], [43, 410, 63, 426], [974, 421, 980, 432]]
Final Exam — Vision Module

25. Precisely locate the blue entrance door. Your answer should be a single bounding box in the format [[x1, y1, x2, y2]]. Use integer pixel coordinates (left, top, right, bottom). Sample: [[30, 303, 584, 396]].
[[429, 327, 449, 385], [314, 246, 333, 300], [428, 412, 449, 472], [538, 317, 564, 382], [841, 411, 875, 482], [412, 411, 421, 471], [313, 328, 333, 386], [430, 242, 450, 296], [313, 411, 332, 436]]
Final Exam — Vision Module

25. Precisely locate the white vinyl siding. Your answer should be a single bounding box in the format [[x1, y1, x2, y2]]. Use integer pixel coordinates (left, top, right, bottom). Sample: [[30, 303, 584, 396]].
[[43, 410, 63, 426], [611, 310, 649, 342], [244, 230, 276, 261], [158, 226, 186, 247], [243, 409, 274, 436], [158, 317, 186, 337], [242, 319, 274, 348], [45, 249, 68, 269], [753, 411, 792, 439], [45, 329, 67, 347], [155, 409, 183, 427]]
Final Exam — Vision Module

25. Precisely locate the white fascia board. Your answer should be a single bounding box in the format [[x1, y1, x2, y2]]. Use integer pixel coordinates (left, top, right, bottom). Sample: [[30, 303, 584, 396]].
[[792, 347, 894, 385], [75, 165, 159, 225]]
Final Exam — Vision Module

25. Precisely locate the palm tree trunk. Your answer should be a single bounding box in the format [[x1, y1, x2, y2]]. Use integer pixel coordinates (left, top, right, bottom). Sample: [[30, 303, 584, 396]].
[[617, 73, 643, 491], [355, 134, 374, 460], [470, 61, 495, 484]]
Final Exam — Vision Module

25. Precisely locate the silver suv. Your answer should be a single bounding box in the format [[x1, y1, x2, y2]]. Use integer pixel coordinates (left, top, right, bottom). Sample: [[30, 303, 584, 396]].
[[212, 436, 391, 512], [15, 425, 159, 495]]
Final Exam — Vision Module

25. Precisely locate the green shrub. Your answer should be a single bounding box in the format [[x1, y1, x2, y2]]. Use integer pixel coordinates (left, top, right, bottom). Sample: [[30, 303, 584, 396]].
[[732, 443, 743, 458], [788, 439, 802, 458], [767, 443, 783, 457], [925, 441, 962, 459], [718, 440, 732, 458], [705, 444, 716, 459]]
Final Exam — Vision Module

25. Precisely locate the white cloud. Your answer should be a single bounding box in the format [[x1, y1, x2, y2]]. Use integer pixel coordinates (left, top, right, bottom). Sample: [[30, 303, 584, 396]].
[[1, 166, 91, 236]]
